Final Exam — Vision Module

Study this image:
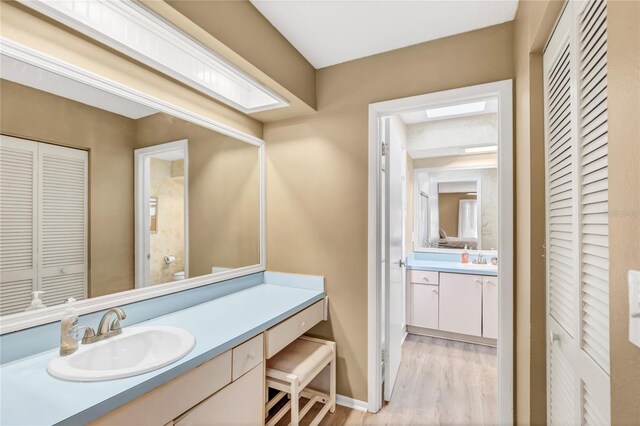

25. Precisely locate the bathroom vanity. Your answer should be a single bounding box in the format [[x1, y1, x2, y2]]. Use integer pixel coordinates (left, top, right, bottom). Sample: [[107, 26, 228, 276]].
[[407, 253, 498, 345], [0, 273, 326, 425]]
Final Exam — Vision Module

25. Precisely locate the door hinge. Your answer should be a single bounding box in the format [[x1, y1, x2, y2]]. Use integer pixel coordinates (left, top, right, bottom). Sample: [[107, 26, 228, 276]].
[[381, 141, 387, 157]]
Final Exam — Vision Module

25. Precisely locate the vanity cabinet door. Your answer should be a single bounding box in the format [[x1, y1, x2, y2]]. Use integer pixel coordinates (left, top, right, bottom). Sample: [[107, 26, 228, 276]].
[[410, 284, 439, 329], [482, 277, 498, 339], [175, 363, 264, 426], [439, 273, 482, 336]]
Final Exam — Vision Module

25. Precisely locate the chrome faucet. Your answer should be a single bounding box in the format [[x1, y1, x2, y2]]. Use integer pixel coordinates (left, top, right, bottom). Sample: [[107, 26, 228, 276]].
[[84, 307, 127, 344], [59, 306, 127, 356]]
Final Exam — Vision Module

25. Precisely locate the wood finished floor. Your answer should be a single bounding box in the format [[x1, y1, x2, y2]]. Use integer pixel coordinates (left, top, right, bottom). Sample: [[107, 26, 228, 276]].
[[268, 334, 497, 426]]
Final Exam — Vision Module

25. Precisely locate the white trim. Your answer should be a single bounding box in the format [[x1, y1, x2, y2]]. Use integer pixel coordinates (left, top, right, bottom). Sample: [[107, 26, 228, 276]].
[[15, 0, 289, 114], [0, 39, 267, 335], [336, 395, 369, 412], [134, 140, 189, 288], [367, 80, 513, 423]]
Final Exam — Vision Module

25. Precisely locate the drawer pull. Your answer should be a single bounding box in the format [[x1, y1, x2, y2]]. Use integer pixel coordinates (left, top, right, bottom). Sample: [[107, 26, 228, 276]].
[[422, 277, 430, 282], [475, 279, 482, 284], [247, 352, 256, 361], [300, 321, 306, 328], [432, 289, 438, 294]]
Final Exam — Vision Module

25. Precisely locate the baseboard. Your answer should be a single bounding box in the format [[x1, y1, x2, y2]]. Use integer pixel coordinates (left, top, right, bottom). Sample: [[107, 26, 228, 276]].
[[407, 325, 497, 347], [401, 323, 408, 344], [336, 394, 368, 412]]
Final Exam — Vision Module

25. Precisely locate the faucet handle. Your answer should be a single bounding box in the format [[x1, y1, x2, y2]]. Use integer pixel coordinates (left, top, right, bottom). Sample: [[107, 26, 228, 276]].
[[110, 318, 123, 332]]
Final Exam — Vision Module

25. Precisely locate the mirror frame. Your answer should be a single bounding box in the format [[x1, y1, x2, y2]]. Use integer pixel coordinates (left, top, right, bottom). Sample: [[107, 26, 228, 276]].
[[413, 165, 497, 254], [0, 38, 266, 334]]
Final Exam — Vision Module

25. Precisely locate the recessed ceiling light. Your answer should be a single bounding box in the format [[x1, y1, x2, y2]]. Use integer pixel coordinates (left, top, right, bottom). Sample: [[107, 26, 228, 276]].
[[464, 145, 498, 154], [426, 101, 487, 118]]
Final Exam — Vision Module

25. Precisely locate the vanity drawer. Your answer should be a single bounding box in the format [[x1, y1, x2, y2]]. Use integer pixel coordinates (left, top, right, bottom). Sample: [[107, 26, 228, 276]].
[[90, 351, 232, 426], [232, 334, 264, 381], [265, 300, 324, 358], [409, 270, 439, 285]]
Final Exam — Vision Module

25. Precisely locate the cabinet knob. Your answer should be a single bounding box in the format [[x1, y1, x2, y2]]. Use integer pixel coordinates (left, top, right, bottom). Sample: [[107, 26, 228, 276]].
[[549, 331, 561, 344], [475, 279, 482, 284], [300, 321, 306, 328], [432, 289, 438, 294], [423, 277, 430, 282], [248, 352, 256, 361], [487, 280, 494, 285]]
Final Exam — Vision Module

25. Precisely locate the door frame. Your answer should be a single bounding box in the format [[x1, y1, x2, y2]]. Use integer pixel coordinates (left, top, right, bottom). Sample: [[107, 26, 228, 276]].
[[134, 139, 189, 288], [367, 79, 514, 422]]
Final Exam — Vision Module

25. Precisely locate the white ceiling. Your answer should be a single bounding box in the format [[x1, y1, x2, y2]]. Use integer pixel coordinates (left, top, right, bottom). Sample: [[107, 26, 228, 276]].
[[251, 0, 519, 69], [0, 55, 158, 119]]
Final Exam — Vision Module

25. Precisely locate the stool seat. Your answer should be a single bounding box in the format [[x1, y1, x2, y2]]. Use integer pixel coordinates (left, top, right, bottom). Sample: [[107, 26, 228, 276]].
[[267, 339, 333, 386], [265, 336, 336, 426]]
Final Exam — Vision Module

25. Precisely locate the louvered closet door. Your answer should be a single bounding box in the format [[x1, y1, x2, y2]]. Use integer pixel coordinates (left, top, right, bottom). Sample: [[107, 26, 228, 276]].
[[38, 143, 88, 306], [544, 1, 611, 424], [0, 136, 38, 315]]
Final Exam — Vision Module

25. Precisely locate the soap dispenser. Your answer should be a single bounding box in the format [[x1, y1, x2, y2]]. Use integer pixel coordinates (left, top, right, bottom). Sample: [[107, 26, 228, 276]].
[[24, 291, 47, 311], [60, 298, 79, 356], [461, 245, 469, 264]]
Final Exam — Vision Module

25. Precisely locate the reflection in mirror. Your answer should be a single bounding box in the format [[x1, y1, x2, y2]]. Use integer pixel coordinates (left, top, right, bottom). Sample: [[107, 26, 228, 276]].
[[0, 56, 260, 316], [401, 97, 499, 253]]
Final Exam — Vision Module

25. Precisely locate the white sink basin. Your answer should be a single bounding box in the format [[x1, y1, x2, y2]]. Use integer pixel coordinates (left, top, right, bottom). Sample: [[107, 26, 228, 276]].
[[48, 326, 195, 382]]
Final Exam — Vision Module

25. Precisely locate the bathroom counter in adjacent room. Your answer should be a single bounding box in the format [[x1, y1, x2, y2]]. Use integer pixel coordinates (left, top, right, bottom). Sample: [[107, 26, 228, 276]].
[[407, 253, 498, 276], [0, 274, 325, 426]]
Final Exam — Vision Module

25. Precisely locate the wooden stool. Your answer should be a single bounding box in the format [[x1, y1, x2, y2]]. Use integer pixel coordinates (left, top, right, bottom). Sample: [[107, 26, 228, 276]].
[[265, 336, 336, 426]]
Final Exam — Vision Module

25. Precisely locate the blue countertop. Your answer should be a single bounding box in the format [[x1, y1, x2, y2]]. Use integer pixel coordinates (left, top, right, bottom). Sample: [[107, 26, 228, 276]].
[[0, 281, 324, 426], [407, 257, 498, 276]]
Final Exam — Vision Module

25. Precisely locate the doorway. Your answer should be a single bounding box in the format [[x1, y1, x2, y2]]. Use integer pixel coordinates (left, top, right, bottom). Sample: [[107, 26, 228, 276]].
[[134, 140, 189, 288], [367, 80, 513, 423]]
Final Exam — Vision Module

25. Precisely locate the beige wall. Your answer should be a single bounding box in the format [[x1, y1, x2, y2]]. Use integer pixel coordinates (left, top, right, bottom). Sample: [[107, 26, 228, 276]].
[[0, 79, 137, 297], [136, 114, 261, 276], [265, 22, 514, 401], [438, 193, 477, 237], [607, 1, 640, 423], [513, 1, 563, 423]]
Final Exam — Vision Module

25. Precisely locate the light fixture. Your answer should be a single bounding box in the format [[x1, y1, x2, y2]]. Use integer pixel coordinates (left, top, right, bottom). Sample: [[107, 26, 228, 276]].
[[464, 145, 498, 154], [426, 101, 487, 119], [17, 0, 289, 114]]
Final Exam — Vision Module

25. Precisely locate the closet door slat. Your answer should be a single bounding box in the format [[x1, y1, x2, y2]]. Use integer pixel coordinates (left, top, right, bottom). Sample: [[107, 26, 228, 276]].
[[0, 137, 38, 315]]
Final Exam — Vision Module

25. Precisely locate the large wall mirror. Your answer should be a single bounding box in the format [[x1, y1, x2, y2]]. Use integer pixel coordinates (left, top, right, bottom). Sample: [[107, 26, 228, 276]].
[[408, 98, 499, 253], [0, 51, 264, 324]]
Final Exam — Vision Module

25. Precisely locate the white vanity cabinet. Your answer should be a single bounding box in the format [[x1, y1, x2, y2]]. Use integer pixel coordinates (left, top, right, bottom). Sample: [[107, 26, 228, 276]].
[[174, 363, 263, 426], [410, 284, 439, 329], [91, 300, 325, 426], [482, 276, 498, 339], [439, 273, 483, 337]]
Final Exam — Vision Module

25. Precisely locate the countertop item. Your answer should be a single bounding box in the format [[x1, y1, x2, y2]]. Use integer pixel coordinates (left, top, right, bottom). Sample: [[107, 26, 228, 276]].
[[0, 282, 324, 426]]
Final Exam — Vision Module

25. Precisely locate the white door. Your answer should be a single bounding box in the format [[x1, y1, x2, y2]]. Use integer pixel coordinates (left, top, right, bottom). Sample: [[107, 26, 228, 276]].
[[0, 136, 38, 315], [544, 1, 611, 423], [0, 136, 87, 314], [38, 142, 88, 306], [439, 273, 483, 336], [383, 117, 404, 400]]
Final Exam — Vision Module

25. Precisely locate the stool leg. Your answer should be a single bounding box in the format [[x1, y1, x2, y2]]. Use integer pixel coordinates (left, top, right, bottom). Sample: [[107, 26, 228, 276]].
[[329, 343, 336, 413], [290, 380, 299, 426]]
